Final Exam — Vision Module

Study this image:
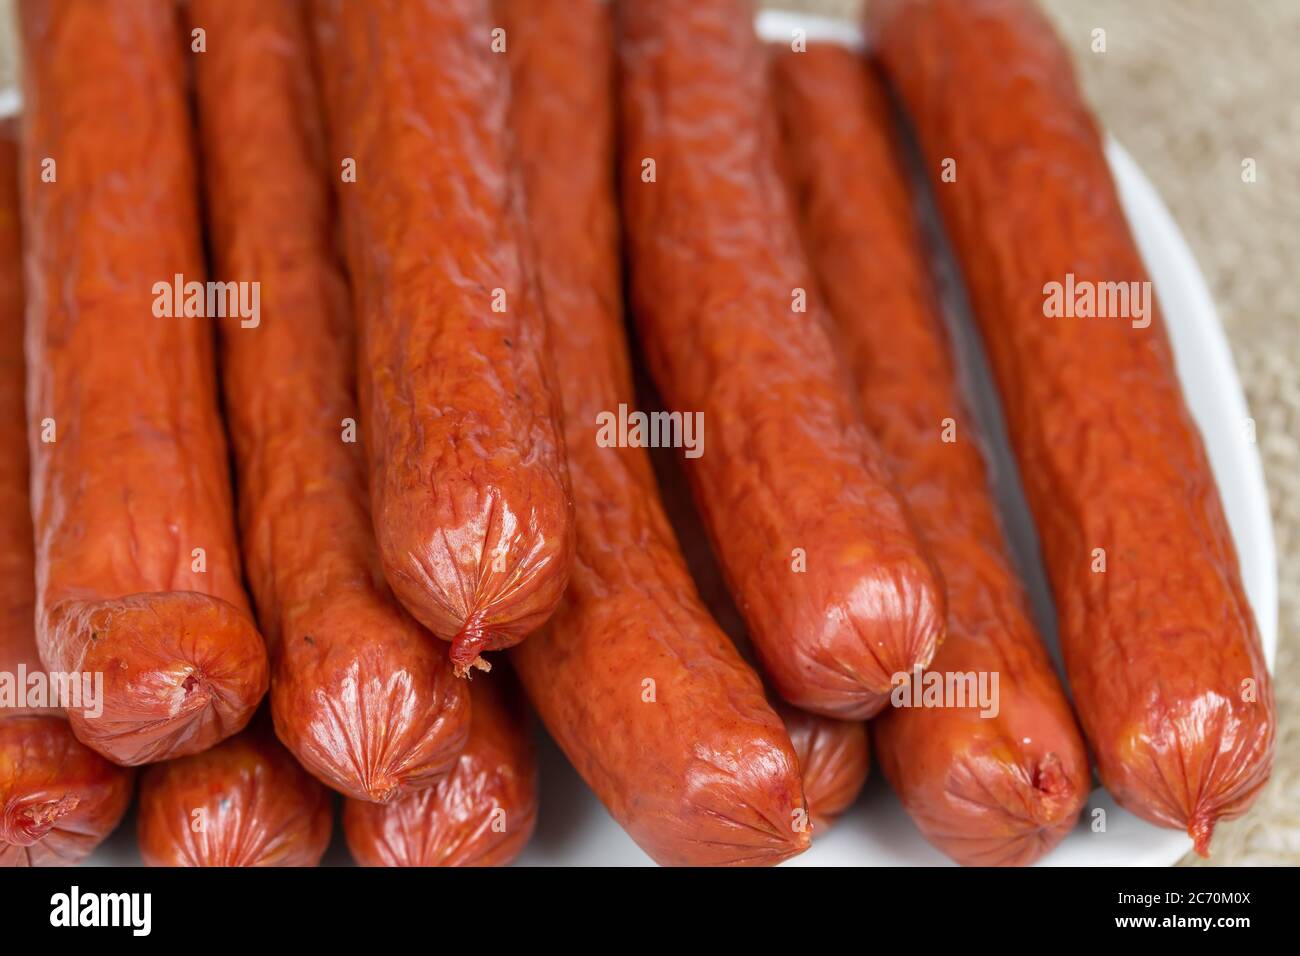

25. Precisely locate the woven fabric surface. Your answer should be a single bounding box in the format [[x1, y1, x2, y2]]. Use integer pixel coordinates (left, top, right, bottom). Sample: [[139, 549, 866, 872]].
[[0, 0, 1293, 865]]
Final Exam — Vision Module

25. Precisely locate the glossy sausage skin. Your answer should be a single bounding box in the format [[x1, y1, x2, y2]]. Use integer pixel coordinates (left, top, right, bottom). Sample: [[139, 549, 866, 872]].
[[344, 673, 536, 866], [0, 123, 40, 717], [137, 718, 332, 867], [19, 0, 269, 765], [870, 0, 1275, 854], [0, 717, 134, 866], [774, 703, 868, 833], [310, 0, 574, 675], [617, 0, 944, 720], [772, 44, 1089, 864], [187, 0, 469, 802], [648, 411, 870, 835], [504, 0, 809, 865], [0, 125, 133, 867]]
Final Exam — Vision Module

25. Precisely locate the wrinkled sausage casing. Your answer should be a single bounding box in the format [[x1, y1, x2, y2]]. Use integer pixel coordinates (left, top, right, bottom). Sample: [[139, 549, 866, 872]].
[[137, 718, 332, 867], [870, 0, 1275, 854], [344, 673, 536, 866], [616, 0, 944, 720], [310, 0, 574, 675], [771, 44, 1089, 864], [18, 0, 269, 765], [187, 0, 469, 802], [0, 717, 134, 866], [0, 124, 133, 866], [502, 0, 809, 865], [773, 702, 868, 833], [650, 414, 869, 834]]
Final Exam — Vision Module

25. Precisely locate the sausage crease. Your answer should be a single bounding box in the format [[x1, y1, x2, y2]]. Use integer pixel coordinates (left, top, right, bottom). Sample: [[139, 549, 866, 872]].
[[649, 421, 870, 834], [137, 716, 333, 867], [344, 673, 536, 866], [617, 0, 945, 719], [504, 0, 810, 865], [870, 0, 1275, 853], [310, 0, 574, 675], [772, 43, 1089, 864], [0, 124, 133, 866], [188, 0, 469, 802], [19, 0, 268, 765]]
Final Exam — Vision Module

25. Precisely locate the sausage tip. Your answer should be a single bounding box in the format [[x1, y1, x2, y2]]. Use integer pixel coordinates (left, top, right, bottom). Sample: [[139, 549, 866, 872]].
[[450, 627, 493, 678], [683, 773, 813, 866], [766, 825, 812, 865], [363, 782, 399, 805], [1025, 754, 1083, 835], [340, 759, 432, 805], [2, 795, 80, 847], [56, 592, 269, 765], [1189, 814, 1214, 858], [344, 674, 536, 867], [0, 718, 133, 866], [1032, 752, 1069, 800], [790, 827, 813, 856]]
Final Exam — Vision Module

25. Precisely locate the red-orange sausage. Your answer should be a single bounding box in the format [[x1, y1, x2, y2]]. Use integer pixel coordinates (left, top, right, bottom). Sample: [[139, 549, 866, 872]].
[[137, 717, 333, 867], [0, 716, 134, 866], [771, 43, 1089, 864], [186, 0, 469, 802], [648, 421, 869, 834], [0, 123, 133, 867], [775, 703, 869, 833], [344, 673, 536, 867], [617, 0, 944, 720], [310, 0, 574, 675], [503, 0, 809, 865], [19, 0, 269, 765], [870, 0, 1275, 854]]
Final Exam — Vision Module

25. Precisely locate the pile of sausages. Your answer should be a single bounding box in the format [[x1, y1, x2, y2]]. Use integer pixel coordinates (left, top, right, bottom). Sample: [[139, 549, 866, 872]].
[[0, 0, 1275, 868]]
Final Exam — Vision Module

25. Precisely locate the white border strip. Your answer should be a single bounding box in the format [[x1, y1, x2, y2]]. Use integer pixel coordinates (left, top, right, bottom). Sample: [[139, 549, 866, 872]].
[[754, 9, 865, 51]]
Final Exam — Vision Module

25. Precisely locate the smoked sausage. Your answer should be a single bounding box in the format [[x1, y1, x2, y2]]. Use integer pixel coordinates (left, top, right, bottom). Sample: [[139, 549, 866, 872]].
[[616, 0, 945, 720], [869, 0, 1275, 854], [774, 703, 869, 833], [0, 717, 132, 866], [18, 0, 269, 765], [0, 122, 133, 867], [310, 0, 574, 675], [771, 43, 1089, 864], [187, 0, 469, 802], [647, 411, 869, 834], [344, 673, 536, 867], [503, 0, 810, 865], [137, 716, 332, 867]]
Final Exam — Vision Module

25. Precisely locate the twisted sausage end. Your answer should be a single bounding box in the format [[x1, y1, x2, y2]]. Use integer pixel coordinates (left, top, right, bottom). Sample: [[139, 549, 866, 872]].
[[50, 592, 269, 765]]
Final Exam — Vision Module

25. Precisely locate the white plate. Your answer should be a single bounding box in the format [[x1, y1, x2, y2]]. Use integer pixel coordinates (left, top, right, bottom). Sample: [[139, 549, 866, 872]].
[[67, 7, 1278, 867]]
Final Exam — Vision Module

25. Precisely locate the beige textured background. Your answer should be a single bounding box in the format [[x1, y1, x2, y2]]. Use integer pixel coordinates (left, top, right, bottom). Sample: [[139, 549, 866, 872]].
[[0, 1, 1293, 865]]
